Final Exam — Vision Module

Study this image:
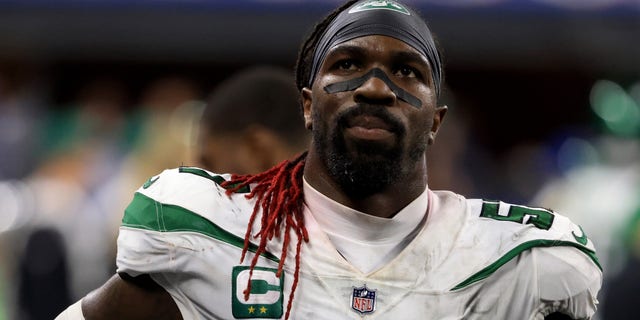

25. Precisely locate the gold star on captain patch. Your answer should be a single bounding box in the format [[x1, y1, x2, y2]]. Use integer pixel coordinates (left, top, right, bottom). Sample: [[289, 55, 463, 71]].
[[260, 306, 268, 314], [248, 306, 255, 314]]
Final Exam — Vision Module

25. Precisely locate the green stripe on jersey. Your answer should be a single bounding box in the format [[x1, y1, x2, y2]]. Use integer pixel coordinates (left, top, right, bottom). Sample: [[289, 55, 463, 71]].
[[122, 192, 279, 262], [451, 240, 601, 291], [179, 167, 250, 193]]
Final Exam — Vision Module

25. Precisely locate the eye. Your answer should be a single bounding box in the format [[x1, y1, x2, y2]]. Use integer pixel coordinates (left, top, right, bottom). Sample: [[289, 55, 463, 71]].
[[334, 59, 359, 71], [394, 65, 419, 78]]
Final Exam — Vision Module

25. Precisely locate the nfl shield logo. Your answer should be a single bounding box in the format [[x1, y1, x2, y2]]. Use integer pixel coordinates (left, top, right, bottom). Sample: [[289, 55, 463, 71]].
[[351, 286, 376, 314]]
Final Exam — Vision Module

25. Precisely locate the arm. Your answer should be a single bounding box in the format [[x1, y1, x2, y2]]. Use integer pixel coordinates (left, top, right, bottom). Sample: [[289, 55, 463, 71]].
[[81, 273, 182, 320]]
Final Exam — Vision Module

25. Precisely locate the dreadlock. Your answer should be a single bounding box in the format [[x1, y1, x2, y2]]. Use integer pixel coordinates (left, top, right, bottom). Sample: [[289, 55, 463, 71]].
[[222, 152, 307, 319], [221, 2, 359, 319]]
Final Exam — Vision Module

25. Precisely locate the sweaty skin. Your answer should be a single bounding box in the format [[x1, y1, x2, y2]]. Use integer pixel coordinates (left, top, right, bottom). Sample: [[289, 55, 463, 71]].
[[302, 35, 447, 218]]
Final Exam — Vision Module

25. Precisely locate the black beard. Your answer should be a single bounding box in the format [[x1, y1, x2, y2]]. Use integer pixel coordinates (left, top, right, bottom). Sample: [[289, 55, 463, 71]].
[[313, 104, 416, 198]]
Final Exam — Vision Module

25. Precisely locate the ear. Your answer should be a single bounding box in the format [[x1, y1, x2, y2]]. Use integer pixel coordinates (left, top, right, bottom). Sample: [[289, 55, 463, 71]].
[[428, 105, 448, 145], [301, 87, 313, 130]]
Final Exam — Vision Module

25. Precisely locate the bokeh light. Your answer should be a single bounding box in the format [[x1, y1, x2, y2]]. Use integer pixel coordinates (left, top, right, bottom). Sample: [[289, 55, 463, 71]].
[[590, 79, 640, 137]]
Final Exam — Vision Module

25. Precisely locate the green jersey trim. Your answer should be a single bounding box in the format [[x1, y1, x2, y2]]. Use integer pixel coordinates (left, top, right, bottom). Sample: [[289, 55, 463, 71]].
[[179, 167, 250, 193], [122, 192, 279, 263], [451, 240, 602, 291]]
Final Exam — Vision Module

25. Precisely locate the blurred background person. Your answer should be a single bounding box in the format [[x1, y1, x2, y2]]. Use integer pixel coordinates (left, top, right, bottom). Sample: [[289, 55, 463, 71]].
[[196, 65, 310, 174], [104, 75, 206, 268], [0, 75, 137, 320], [109, 74, 204, 205], [0, 62, 46, 181], [102, 65, 309, 271], [16, 227, 72, 320], [33, 76, 134, 298], [116, 75, 204, 185]]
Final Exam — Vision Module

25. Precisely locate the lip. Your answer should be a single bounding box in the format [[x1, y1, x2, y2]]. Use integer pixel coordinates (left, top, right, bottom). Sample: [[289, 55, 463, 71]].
[[348, 115, 392, 131], [344, 115, 395, 141]]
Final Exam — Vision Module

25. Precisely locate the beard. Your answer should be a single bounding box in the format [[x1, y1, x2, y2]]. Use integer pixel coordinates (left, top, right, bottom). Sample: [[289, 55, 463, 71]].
[[312, 104, 427, 198]]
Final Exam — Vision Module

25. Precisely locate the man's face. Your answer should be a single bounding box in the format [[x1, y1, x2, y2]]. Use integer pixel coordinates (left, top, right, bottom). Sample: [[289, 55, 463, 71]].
[[302, 35, 445, 196]]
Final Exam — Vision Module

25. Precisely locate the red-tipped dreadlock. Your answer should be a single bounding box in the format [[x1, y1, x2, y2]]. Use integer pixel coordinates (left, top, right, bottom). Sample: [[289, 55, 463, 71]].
[[220, 1, 361, 318], [222, 152, 308, 320]]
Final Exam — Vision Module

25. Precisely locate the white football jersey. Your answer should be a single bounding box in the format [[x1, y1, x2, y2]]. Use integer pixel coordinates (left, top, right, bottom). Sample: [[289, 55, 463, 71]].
[[117, 167, 602, 319]]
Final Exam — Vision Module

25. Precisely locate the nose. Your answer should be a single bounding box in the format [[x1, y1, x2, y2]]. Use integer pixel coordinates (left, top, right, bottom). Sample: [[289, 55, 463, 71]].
[[353, 75, 397, 106]]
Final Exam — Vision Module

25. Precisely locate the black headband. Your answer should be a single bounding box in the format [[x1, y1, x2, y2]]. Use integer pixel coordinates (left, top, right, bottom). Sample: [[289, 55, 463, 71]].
[[308, 0, 442, 97]]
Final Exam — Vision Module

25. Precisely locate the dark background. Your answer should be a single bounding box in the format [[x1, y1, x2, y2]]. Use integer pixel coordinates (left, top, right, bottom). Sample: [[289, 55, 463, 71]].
[[0, 0, 638, 155]]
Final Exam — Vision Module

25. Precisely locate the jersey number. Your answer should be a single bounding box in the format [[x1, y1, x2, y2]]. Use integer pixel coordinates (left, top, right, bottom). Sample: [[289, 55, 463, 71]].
[[480, 201, 555, 230]]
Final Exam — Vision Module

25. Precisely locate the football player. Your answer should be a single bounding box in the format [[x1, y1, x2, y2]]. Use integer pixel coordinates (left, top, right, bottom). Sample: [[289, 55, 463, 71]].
[[57, 0, 602, 319]]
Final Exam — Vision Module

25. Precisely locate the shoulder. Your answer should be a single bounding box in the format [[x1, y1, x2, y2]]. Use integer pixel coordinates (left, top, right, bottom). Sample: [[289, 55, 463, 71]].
[[466, 197, 598, 254], [136, 167, 238, 203], [532, 245, 602, 293], [122, 167, 256, 235], [116, 167, 260, 276], [447, 196, 602, 288]]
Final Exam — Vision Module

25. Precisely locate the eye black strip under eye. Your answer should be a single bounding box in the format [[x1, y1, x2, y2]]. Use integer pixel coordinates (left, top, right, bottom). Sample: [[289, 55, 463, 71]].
[[323, 68, 422, 109]]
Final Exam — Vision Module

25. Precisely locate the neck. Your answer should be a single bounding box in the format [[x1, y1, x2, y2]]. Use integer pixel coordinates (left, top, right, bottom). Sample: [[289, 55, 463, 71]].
[[303, 148, 428, 218]]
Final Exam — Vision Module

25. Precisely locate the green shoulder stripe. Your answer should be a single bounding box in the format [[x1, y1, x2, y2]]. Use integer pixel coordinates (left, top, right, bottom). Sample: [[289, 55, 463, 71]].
[[122, 192, 278, 262], [179, 167, 250, 193], [451, 240, 602, 291]]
